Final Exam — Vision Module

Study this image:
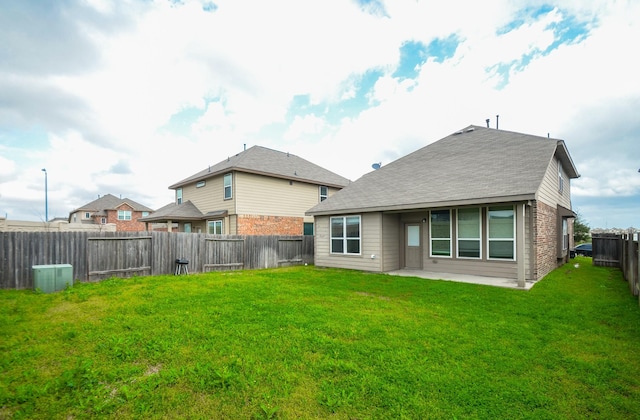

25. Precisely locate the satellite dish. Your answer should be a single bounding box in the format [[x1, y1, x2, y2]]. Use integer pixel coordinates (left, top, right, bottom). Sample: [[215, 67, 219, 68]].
[[372, 162, 381, 170]]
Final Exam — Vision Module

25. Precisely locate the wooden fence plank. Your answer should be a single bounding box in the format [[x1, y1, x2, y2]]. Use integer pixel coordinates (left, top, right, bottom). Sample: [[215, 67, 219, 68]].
[[0, 232, 314, 289]]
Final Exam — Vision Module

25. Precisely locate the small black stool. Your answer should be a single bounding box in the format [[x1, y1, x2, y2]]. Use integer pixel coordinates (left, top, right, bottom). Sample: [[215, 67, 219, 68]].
[[175, 258, 189, 275]]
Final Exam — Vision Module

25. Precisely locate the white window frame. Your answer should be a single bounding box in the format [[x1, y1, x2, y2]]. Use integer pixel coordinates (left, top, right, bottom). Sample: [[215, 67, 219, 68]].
[[176, 188, 183, 205], [101, 217, 106, 224], [330, 215, 361, 255], [487, 205, 516, 261], [208, 220, 223, 235], [558, 162, 564, 194], [430, 209, 451, 258], [196, 181, 206, 188], [562, 219, 568, 251], [456, 207, 481, 259], [118, 210, 132, 221], [84, 212, 90, 219], [223, 173, 232, 200], [320, 186, 328, 202]]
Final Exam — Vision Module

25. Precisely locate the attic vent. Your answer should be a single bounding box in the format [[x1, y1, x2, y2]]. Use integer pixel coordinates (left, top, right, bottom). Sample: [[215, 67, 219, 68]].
[[466, 127, 475, 132], [454, 130, 464, 135]]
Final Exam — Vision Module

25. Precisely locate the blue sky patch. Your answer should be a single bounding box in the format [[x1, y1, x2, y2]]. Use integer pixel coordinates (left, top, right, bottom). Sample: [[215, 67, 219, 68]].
[[286, 69, 384, 125], [490, 5, 592, 89], [497, 4, 555, 35], [426, 35, 459, 63], [160, 105, 207, 135], [0, 127, 49, 149], [355, 0, 388, 17], [394, 41, 427, 79]]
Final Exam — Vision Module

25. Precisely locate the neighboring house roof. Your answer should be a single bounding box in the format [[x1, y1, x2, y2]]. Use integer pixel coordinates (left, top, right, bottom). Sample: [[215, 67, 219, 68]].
[[307, 125, 580, 216], [169, 145, 351, 189], [70, 194, 154, 218], [138, 201, 227, 222]]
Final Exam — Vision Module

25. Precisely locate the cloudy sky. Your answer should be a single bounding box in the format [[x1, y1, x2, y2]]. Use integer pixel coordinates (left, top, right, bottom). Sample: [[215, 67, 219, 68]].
[[1, 0, 639, 229]]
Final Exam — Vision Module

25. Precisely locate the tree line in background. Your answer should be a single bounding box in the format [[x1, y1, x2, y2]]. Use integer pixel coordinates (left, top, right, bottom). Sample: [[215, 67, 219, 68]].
[[574, 211, 590, 244]]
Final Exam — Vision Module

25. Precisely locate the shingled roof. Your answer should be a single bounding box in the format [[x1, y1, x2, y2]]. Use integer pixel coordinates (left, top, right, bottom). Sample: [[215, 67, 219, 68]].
[[307, 125, 579, 216], [71, 194, 154, 214], [169, 145, 351, 189]]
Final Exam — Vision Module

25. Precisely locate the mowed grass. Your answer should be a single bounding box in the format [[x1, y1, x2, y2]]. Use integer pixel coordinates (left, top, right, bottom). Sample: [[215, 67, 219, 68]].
[[2, 258, 640, 419]]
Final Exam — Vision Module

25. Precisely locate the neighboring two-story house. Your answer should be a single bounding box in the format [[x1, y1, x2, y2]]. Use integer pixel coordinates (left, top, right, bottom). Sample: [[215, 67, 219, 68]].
[[68, 194, 154, 232], [141, 146, 351, 235], [307, 125, 580, 288]]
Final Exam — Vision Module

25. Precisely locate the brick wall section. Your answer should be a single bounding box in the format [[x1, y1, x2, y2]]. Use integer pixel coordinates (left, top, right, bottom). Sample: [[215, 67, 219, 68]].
[[105, 210, 148, 232], [237, 214, 303, 235], [533, 200, 558, 280]]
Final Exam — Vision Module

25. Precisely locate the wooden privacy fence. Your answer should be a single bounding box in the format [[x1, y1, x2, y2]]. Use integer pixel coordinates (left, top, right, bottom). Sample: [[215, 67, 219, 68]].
[[0, 231, 314, 289], [592, 233, 639, 300]]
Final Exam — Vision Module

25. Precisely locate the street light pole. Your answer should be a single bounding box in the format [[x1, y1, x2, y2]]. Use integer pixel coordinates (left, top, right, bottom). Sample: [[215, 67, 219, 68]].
[[41, 168, 48, 222]]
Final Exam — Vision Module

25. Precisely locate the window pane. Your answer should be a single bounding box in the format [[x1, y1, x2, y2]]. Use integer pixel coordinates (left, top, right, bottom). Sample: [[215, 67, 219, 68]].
[[346, 239, 360, 254], [224, 174, 232, 199], [304, 222, 314, 236], [458, 240, 480, 258], [346, 216, 360, 238], [407, 225, 420, 246], [489, 240, 514, 259], [432, 239, 450, 256], [489, 207, 514, 238], [431, 210, 450, 239], [458, 208, 480, 238], [331, 239, 344, 253], [331, 218, 344, 238]]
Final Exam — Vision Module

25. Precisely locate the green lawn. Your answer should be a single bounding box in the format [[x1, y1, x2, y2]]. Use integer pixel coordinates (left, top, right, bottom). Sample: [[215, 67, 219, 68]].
[[2, 258, 640, 419]]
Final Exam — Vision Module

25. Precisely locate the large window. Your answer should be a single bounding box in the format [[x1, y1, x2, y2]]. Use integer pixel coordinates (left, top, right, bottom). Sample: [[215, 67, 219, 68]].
[[118, 210, 132, 221], [176, 188, 183, 205], [224, 173, 232, 200], [330, 216, 361, 254], [208, 220, 223, 234], [487, 206, 515, 260], [457, 208, 481, 258], [430, 210, 451, 257]]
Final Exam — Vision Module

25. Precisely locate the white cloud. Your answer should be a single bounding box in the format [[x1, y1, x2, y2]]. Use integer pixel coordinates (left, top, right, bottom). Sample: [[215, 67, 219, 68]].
[[1, 0, 639, 228]]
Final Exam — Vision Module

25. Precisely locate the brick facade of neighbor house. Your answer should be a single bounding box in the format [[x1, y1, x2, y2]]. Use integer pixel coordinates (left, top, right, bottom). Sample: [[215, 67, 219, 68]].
[[104, 205, 149, 232], [533, 200, 558, 280], [237, 215, 303, 235]]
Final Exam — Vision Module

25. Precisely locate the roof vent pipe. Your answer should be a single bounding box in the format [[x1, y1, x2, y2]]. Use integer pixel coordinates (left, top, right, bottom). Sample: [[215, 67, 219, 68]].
[[496, 115, 499, 130], [486, 118, 490, 128], [244, 143, 246, 151]]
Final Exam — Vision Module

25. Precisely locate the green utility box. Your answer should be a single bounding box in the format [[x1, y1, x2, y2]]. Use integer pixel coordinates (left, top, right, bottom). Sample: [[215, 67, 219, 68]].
[[33, 264, 73, 293]]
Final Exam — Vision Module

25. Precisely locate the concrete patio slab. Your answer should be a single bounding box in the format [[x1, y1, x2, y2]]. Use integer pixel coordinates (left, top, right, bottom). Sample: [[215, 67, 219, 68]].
[[387, 269, 536, 290]]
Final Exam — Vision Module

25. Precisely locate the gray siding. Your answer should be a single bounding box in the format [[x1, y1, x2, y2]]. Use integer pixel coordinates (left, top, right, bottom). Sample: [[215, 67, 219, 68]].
[[537, 157, 572, 209], [314, 213, 383, 271], [382, 213, 401, 271]]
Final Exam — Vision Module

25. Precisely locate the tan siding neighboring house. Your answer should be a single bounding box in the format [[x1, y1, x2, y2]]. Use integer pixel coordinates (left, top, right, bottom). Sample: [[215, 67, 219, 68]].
[[141, 146, 350, 235]]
